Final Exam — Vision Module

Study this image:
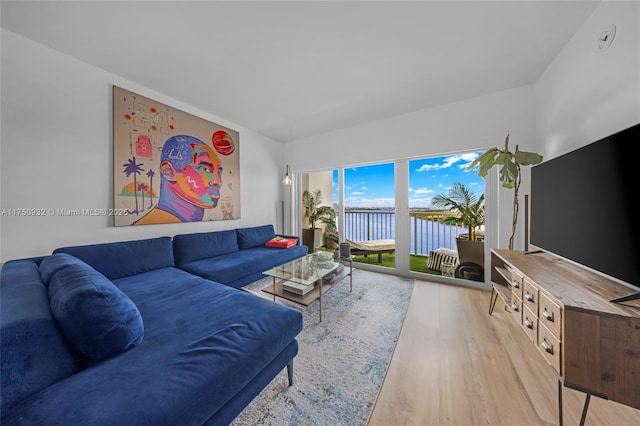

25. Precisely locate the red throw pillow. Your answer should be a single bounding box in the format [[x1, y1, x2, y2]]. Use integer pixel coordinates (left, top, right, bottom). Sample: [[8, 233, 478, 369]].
[[265, 236, 297, 248]]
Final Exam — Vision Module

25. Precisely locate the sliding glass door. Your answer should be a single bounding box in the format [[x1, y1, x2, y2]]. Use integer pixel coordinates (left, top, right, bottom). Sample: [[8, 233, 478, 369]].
[[302, 151, 484, 280], [408, 153, 484, 278], [342, 163, 395, 268]]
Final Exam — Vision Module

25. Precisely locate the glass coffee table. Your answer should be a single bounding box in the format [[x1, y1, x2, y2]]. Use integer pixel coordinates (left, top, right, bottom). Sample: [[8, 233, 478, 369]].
[[263, 252, 353, 322]]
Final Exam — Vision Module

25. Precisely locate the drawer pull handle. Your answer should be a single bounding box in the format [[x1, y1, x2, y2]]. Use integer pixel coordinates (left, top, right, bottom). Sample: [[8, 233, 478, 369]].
[[512, 280, 520, 288], [511, 302, 519, 312], [542, 337, 554, 354], [524, 317, 534, 329], [543, 308, 554, 322], [525, 291, 534, 302]]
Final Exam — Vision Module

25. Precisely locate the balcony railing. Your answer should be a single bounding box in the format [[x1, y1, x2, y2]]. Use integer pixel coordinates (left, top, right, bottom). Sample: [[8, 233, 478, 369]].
[[342, 209, 467, 256]]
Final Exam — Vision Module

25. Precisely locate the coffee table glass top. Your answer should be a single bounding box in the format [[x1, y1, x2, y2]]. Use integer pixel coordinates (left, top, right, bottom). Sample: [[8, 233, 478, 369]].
[[263, 252, 340, 287]]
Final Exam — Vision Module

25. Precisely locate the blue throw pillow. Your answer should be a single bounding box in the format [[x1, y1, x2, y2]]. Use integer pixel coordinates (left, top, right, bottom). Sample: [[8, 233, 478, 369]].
[[48, 263, 144, 361], [39, 253, 89, 287]]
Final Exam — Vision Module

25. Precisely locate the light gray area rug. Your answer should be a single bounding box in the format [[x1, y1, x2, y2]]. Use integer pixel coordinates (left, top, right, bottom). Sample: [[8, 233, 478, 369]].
[[231, 269, 414, 426]]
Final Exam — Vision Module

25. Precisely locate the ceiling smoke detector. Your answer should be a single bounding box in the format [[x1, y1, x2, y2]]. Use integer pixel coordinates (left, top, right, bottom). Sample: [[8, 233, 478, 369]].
[[598, 24, 616, 50]]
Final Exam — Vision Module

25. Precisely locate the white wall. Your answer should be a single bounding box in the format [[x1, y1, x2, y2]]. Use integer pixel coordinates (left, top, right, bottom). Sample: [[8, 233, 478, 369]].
[[286, 85, 537, 252], [0, 29, 284, 262], [536, 1, 640, 158]]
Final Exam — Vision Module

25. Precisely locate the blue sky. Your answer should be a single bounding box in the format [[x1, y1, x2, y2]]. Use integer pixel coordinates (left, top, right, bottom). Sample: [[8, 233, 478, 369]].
[[333, 151, 484, 208]]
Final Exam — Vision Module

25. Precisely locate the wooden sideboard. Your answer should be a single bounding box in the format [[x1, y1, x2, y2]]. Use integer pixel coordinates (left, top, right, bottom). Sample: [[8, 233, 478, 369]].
[[489, 249, 640, 425]]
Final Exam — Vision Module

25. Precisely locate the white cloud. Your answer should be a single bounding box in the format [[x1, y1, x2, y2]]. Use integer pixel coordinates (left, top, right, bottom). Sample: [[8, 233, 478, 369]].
[[415, 152, 481, 172], [413, 187, 434, 195]]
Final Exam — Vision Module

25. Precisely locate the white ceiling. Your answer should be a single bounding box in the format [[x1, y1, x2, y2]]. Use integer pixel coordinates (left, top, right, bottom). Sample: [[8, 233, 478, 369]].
[[1, 1, 599, 142]]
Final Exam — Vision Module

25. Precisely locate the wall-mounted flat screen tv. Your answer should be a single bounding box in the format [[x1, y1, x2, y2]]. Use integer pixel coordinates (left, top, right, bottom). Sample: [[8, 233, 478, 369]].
[[530, 123, 640, 303]]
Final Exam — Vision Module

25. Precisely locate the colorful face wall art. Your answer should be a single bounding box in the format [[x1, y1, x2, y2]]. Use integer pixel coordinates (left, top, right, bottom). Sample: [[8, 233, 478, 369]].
[[113, 86, 240, 226]]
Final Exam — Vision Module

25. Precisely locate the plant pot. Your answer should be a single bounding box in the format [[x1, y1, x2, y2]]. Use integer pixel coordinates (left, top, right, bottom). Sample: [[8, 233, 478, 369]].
[[455, 238, 484, 273], [302, 228, 324, 252]]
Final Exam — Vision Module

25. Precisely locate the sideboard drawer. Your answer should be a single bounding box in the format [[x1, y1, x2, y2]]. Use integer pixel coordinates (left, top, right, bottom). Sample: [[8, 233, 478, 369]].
[[522, 305, 538, 344], [511, 271, 523, 299], [510, 295, 523, 324], [539, 292, 562, 339], [522, 278, 539, 314], [538, 325, 561, 374]]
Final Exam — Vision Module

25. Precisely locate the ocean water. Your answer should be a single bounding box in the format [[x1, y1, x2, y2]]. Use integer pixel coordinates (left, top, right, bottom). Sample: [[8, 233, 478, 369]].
[[342, 210, 466, 256]]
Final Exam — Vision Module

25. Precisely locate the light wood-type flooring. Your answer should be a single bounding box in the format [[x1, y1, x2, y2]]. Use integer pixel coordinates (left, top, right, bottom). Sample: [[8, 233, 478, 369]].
[[368, 279, 640, 426]]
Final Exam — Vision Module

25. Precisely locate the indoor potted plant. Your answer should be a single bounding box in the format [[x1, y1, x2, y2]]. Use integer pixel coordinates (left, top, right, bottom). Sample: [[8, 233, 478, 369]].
[[302, 189, 337, 253], [432, 181, 485, 279], [467, 134, 543, 250]]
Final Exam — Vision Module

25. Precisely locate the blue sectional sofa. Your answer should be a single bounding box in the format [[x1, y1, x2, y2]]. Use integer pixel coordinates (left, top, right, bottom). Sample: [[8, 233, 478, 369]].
[[0, 225, 307, 425]]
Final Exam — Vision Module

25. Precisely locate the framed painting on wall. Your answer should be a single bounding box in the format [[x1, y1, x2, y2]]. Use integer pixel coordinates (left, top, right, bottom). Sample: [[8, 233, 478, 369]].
[[113, 85, 240, 226]]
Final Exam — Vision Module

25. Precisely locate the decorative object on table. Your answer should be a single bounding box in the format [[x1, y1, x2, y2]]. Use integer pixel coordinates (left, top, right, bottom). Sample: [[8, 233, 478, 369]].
[[301, 189, 336, 253], [310, 250, 335, 270], [339, 242, 351, 258], [467, 134, 543, 250], [113, 86, 240, 226], [237, 270, 414, 426]]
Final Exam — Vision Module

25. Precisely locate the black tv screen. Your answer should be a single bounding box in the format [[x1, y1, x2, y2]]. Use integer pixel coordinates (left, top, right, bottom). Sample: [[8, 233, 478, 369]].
[[530, 123, 640, 301]]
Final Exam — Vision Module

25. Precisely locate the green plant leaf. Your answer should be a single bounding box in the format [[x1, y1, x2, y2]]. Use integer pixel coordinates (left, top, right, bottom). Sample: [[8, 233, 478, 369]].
[[499, 160, 518, 188], [514, 150, 543, 166], [302, 189, 336, 229], [431, 182, 484, 240], [470, 149, 499, 177]]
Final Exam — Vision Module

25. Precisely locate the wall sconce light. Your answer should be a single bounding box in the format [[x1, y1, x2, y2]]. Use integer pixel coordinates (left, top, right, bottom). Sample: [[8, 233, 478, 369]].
[[282, 164, 292, 186]]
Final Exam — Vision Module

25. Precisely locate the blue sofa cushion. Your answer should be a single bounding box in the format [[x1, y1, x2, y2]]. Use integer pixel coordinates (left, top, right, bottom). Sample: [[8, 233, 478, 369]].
[[173, 229, 239, 265], [48, 262, 144, 362], [39, 253, 90, 286], [236, 224, 277, 250], [179, 244, 308, 287], [53, 236, 174, 280], [1, 258, 77, 417]]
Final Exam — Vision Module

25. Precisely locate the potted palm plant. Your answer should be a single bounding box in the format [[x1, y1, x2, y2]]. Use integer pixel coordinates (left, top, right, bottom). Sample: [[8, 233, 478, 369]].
[[467, 134, 543, 250], [302, 189, 337, 253], [432, 182, 485, 280]]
